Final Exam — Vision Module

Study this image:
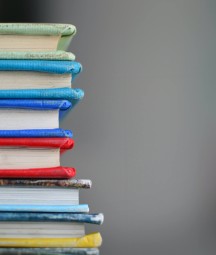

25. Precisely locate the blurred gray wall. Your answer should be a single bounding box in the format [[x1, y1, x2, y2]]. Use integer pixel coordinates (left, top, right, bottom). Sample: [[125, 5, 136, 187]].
[[14, 0, 216, 254]]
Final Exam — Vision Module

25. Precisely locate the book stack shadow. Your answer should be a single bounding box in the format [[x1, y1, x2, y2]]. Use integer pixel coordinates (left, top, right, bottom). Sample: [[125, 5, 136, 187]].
[[0, 24, 103, 255]]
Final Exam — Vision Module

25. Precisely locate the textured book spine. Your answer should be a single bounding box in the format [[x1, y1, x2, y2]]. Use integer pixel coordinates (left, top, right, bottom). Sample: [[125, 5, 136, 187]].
[[0, 129, 73, 138], [0, 213, 104, 225], [0, 88, 84, 103], [0, 179, 91, 188]]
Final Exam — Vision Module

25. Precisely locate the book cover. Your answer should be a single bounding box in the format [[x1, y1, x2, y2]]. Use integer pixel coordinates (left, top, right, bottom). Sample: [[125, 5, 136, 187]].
[[0, 204, 89, 213], [0, 213, 104, 225], [0, 137, 74, 151], [0, 166, 76, 179], [0, 88, 84, 105], [0, 60, 82, 80], [0, 51, 75, 60], [0, 233, 102, 248], [0, 248, 99, 255], [0, 23, 77, 51], [0, 129, 73, 138], [0, 179, 91, 188]]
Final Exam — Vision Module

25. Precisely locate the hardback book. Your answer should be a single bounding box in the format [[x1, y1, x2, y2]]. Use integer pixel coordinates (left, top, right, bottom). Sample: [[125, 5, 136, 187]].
[[0, 179, 93, 206], [0, 137, 74, 169], [0, 88, 84, 104], [0, 51, 75, 60], [0, 60, 82, 89], [0, 248, 100, 255], [0, 213, 103, 238], [0, 23, 77, 51], [0, 99, 74, 130], [0, 232, 102, 248], [0, 129, 73, 138]]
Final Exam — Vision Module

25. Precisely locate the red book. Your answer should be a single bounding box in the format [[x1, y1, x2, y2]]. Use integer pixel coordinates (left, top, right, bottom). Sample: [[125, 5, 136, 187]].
[[0, 167, 76, 179], [0, 138, 75, 171]]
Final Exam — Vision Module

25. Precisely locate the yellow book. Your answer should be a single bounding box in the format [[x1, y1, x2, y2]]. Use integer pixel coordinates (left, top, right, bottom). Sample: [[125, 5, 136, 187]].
[[0, 233, 102, 248]]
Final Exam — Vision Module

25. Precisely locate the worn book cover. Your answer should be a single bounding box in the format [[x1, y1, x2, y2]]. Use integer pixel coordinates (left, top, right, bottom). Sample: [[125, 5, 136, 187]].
[[0, 213, 104, 225], [0, 179, 91, 188]]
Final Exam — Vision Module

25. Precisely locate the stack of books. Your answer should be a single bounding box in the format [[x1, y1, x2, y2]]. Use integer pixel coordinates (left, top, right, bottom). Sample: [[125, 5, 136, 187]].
[[0, 23, 103, 255]]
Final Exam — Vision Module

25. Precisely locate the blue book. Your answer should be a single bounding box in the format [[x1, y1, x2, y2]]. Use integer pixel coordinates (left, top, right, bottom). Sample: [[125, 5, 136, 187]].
[[0, 248, 99, 255], [0, 213, 104, 225], [0, 129, 72, 138], [0, 204, 89, 213], [0, 60, 82, 80], [0, 88, 84, 104], [0, 99, 78, 130]]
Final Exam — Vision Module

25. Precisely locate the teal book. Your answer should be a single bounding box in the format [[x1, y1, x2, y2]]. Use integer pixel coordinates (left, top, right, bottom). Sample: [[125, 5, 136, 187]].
[[0, 88, 84, 105], [0, 60, 82, 90]]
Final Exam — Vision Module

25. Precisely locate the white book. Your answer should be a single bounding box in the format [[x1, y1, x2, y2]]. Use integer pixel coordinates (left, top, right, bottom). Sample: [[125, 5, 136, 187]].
[[0, 187, 79, 206]]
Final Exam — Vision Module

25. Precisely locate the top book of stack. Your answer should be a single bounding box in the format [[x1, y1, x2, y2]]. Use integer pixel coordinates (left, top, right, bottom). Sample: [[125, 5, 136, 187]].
[[0, 23, 76, 51]]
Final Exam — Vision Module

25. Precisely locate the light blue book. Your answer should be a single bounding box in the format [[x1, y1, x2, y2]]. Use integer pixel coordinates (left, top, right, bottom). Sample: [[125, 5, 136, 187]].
[[0, 204, 89, 213]]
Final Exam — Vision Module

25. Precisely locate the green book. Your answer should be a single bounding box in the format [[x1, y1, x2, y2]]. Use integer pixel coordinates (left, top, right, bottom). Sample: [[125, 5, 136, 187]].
[[0, 51, 75, 60], [0, 23, 76, 51]]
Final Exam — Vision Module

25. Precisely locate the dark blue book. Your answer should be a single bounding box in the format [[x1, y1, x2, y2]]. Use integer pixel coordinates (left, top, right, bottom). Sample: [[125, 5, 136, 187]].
[[0, 99, 79, 130]]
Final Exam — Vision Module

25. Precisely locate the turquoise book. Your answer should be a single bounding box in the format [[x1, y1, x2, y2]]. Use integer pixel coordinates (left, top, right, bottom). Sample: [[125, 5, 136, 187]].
[[0, 60, 82, 90]]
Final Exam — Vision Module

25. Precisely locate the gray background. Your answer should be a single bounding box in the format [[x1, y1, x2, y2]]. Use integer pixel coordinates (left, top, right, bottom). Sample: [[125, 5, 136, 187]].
[[6, 0, 216, 254]]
